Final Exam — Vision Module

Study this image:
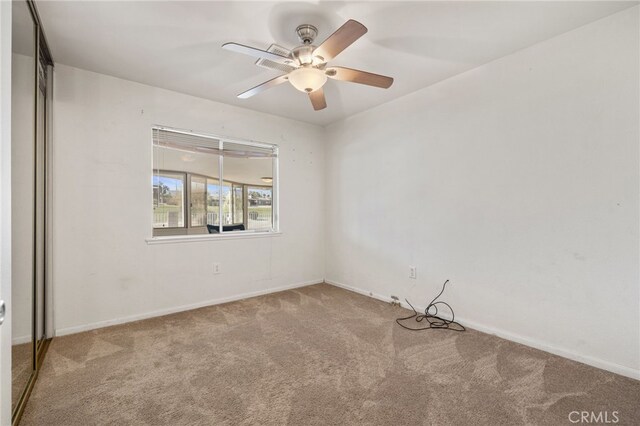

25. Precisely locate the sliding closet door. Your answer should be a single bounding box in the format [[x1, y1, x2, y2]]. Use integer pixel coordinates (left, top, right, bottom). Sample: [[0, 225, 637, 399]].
[[35, 55, 47, 349], [11, 1, 53, 423], [10, 0, 36, 414]]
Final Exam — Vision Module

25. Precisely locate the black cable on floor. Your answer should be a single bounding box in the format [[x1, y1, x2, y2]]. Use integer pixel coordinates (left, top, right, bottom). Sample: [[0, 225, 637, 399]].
[[395, 280, 466, 332]]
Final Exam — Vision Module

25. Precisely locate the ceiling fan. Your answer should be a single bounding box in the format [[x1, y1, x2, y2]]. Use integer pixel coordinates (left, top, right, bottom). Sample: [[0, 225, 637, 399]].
[[222, 19, 394, 111]]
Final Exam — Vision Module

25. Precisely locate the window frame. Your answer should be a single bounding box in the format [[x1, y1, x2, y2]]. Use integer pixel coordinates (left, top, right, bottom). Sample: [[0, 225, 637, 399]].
[[150, 125, 279, 241]]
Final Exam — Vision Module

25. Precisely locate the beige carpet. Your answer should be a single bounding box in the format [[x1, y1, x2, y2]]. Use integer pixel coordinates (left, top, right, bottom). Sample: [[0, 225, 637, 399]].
[[21, 284, 640, 425]]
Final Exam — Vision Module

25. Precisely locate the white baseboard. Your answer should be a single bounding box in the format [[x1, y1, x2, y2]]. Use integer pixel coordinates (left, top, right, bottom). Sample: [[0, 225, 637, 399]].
[[55, 279, 323, 337], [12, 335, 31, 345], [53, 277, 640, 381], [325, 279, 640, 381]]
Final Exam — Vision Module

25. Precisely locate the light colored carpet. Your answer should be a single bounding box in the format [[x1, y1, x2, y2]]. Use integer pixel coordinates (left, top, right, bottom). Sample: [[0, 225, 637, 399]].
[[20, 284, 640, 425]]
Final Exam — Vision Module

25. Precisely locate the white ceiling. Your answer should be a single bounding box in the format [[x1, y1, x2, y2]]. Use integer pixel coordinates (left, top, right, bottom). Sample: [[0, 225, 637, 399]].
[[37, 1, 637, 126]]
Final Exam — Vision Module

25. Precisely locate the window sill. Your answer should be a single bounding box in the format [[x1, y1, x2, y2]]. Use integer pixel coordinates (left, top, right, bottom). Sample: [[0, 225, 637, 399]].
[[146, 231, 281, 245]]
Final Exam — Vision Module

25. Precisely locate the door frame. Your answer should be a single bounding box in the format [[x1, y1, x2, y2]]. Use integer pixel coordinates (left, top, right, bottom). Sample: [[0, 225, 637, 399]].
[[0, 1, 14, 425]]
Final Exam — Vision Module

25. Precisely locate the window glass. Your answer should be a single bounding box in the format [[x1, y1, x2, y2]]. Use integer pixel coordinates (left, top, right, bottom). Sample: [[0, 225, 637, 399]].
[[152, 128, 277, 237], [247, 186, 272, 231], [153, 173, 185, 228], [153, 132, 219, 236], [222, 152, 274, 232], [206, 179, 220, 226], [190, 176, 206, 227], [221, 183, 233, 225], [233, 184, 243, 224]]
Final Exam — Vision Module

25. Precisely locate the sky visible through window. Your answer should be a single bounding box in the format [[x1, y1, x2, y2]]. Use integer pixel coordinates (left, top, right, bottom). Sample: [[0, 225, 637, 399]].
[[153, 175, 183, 192]]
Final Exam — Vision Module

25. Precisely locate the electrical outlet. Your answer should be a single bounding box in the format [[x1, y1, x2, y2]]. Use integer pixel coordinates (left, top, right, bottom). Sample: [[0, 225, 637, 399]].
[[409, 266, 417, 279], [213, 263, 221, 274]]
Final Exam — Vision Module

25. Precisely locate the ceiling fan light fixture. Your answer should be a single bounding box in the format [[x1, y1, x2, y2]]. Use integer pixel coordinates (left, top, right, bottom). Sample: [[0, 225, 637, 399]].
[[288, 67, 327, 93]]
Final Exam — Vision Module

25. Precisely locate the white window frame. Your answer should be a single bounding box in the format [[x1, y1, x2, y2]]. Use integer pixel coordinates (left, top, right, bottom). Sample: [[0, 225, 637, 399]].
[[148, 125, 280, 243]]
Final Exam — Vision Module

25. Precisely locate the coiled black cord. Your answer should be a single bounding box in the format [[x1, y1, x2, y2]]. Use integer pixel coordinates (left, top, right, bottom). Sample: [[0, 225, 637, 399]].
[[396, 280, 466, 332]]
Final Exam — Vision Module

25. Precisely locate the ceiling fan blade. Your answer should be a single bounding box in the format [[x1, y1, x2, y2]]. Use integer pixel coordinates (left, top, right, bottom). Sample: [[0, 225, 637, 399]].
[[313, 19, 367, 62], [222, 42, 294, 66], [255, 59, 297, 74], [237, 74, 289, 99], [308, 88, 327, 111], [325, 66, 393, 89], [254, 44, 297, 73]]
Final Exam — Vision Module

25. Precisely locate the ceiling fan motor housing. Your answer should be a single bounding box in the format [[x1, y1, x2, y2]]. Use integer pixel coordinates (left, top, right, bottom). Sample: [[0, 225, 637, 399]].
[[296, 24, 318, 45], [292, 45, 316, 65]]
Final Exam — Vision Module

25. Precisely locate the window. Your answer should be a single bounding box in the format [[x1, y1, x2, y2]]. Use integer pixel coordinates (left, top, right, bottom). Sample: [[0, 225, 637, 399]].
[[152, 127, 278, 237]]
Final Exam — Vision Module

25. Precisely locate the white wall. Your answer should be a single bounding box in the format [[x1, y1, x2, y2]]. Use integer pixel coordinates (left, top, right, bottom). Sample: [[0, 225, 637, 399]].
[[52, 64, 325, 334], [325, 7, 639, 378]]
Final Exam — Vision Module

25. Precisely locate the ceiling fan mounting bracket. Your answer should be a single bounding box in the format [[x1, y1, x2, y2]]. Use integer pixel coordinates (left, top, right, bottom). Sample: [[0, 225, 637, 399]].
[[295, 24, 318, 45]]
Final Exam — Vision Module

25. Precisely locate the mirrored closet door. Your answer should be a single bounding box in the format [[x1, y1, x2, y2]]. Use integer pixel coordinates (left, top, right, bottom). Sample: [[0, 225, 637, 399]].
[[11, 0, 35, 416], [11, 1, 53, 424]]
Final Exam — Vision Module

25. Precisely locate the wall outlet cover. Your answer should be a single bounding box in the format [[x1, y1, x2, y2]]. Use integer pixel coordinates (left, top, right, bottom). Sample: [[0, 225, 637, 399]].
[[409, 266, 417, 279]]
